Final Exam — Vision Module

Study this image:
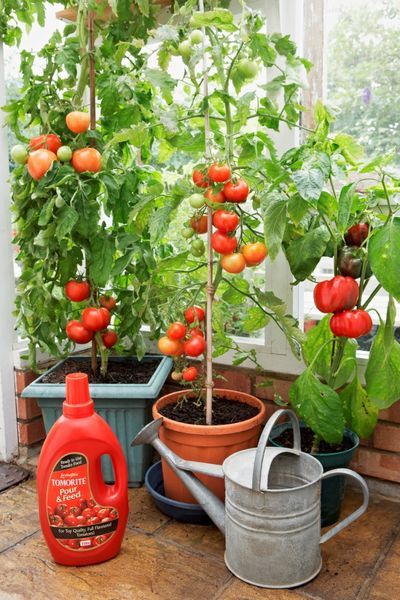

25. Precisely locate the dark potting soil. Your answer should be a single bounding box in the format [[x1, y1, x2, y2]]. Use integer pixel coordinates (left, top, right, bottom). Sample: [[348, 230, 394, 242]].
[[40, 357, 161, 384], [159, 397, 259, 426], [274, 427, 354, 454]]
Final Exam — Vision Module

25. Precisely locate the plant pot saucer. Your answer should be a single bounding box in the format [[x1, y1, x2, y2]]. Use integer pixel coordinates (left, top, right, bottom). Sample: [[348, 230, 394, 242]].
[[145, 461, 210, 525]]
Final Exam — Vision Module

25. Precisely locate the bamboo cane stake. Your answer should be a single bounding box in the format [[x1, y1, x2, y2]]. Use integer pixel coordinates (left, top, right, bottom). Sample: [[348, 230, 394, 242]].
[[198, 0, 214, 425], [88, 10, 96, 131]]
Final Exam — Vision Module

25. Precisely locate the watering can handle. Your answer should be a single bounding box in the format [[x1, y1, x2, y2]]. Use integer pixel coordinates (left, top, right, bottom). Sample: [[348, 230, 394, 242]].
[[252, 408, 301, 492], [320, 468, 369, 545]]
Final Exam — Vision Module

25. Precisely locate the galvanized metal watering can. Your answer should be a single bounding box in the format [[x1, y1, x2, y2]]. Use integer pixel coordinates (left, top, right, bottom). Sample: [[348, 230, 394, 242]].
[[132, 409, 369, 588]]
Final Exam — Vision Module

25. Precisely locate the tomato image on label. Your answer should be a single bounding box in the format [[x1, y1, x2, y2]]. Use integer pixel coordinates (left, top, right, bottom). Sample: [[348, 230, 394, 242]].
[[47, 453, 119, 551]]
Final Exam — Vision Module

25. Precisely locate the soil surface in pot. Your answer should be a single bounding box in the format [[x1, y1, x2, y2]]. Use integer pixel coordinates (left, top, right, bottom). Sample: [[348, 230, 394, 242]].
[[274, 427, 354, 454], [41, 357, 161, 384], [159, 397, 259, 425]]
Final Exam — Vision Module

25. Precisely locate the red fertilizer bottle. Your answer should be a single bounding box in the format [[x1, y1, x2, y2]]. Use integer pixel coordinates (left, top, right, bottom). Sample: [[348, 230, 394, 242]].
[[37, 372, 128, 566]]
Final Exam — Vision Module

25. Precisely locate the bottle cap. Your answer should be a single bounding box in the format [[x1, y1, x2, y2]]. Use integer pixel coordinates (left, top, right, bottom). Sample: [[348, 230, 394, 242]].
[[63, 372, 94, 417]]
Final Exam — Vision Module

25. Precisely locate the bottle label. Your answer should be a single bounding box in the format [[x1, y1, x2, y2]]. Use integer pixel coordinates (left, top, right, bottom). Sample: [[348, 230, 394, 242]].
[[47, 453, 119, 551]]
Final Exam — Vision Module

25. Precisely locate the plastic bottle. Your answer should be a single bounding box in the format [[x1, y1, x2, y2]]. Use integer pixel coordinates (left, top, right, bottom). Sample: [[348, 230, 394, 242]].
[[36, 372, 128, 566]]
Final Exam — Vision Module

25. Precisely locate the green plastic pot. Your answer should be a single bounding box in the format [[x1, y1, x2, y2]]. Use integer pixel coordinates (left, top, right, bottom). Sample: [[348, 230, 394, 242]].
[[269, 422, 360, 527], [22, 355, 172, 487]]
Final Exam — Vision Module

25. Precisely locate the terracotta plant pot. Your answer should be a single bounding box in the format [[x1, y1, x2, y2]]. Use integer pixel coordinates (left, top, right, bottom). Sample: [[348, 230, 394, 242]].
[[152, 389, 267, 504]]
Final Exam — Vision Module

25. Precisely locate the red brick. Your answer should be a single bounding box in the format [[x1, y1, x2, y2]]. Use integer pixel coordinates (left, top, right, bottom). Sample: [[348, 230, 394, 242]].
[[15, 369, 39, 395], [254, 375, 292, 402], [373, 422, 400, 452], [215, 368, 252, 394], [379, 400, 400, 424], [18, 418, 45, 446], [350, 447, 400, 483], [16, 396, 42, 421]]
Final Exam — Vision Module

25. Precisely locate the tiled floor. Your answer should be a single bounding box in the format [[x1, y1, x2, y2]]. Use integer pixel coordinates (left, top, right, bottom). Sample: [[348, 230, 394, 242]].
[[0, 479, 399, 600]]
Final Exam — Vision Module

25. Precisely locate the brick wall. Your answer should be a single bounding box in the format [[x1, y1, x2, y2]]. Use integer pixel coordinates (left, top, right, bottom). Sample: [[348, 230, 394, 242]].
[[15, 361, 400, 487]]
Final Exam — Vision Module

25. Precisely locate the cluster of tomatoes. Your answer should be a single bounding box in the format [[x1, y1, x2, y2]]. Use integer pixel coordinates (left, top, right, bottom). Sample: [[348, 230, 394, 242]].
[[65, 280, 118, 348], [184, 164, 268, 273], [11, 111, 101, 180], [48, 498, 117, 549], [157, 305, 206, 381], [314, 224, 372, 338]]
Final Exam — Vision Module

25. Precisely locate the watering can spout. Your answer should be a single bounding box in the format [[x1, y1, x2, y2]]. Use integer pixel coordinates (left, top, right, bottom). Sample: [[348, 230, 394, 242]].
[[132, 418, 226, 534]]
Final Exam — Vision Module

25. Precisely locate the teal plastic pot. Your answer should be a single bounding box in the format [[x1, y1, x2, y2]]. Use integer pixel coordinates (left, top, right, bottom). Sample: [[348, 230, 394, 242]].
[[269, 423, 359, 527], [22, 355, 172, 487]]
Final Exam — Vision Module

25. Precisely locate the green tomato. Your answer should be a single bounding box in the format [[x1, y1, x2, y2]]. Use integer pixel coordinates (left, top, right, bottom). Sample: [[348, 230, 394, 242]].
[[191, 243, 205, 257], [55, 196, 65, 208], [182, 227, 195, 239], [178, 41, 192, 59], [191, 239, 205, 254], [190, 30, 203, 45], [11, 145, 28, 165], [189, 193, 205, 209], [57, 145, 72, 162], [237, 59, 259, 80]]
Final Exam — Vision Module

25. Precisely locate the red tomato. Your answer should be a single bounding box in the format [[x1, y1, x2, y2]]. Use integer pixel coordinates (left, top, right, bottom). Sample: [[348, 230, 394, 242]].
[[330, 309, 372, 338], [99, 307, 111, 328], [68, 506, 81, 517], [66, 320, 93, 344], [208, 163, 231, 183], [158, 336, 184, 356], [182, 366, 198, 381], [102, 330, 118, 348], [94, 535, 107, 545], [99, 295, 117, 310], [92, 505, 102, 515], [223, 179, 249, 203], [211, 231, 238, 254], [189, 327, 204, 337], [314, 276, 359, 314], [242, 242, 268, 266], [109, 508, 118, 519], [212, 209, 239, 233], [64, 515, 79, 526], [49, 514, 63, 526], [55, 503, 68, 517], [27, 149, 57, 180], [66, 111, 90, 134], [65, 280, 90, 302], [184, 305, 205, 324], [78, 499, 88, 510], [221, 253, 246, 273], [86, 516, 101, 525], [345, 223, 369, 247], [71, 147, 102, 173], [96, 508, 110, 520], [183, 335, 206, 357], [82, 307, 107, 331], [101, 517, 113, 523], [192, 169, 210, 188], [81, 508, 93, 519], [204, 188, 225, 204], [76, 515, 87, 525], [29, 133, 62, 154], [47, 506, 54, 517], [190, 215, 208, 234], [167, 322, 187, 340], [67, 539, 80, 549]]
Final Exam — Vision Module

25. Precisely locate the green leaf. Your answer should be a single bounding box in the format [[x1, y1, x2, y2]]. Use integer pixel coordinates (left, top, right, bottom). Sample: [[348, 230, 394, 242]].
[[135, 332, 147, 361], [271, 33, 297, 57], [111, 251, 135, 277], [136, 0, 150, 17], [260, 191, 287, 260], [88, 236, 115, 287], [288, 193, 309, 225], [222, 279, 249, 305], [318, 191, 337, 221], [108, 124, 149, 147], [190, 9, 237, 31], [337, 183, 355, 234], [334, 133, 364, 166], [303, 316, 356, 387], [366, 297, 400, 408], [339, 375, 378, 438], [285, 225, 330, 281], [55, 205, 79, 240], [242, 306, 270, 333], [289, 369, 345, 443], [369, 218, 400, 300], [38, 197, 55, 226], [291, 153, 331, 201], [149, 199, 179, 243]]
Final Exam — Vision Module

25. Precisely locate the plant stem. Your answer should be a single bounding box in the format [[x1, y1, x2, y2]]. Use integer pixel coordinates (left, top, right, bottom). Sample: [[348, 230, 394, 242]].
[[311, 434, 320, 455], [361, 284, 382, 309], [95, 332, 108, 378], [91, 337, 97, 375], [357, 253, 370, 308], [88, 10, 96, 135], [328, 338, 346, 387]]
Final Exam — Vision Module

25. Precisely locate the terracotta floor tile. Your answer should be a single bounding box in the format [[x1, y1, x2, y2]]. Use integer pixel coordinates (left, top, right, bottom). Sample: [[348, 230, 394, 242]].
[[218, 579, 308, 600], [0, 528, 231, 600], [128, 486, 170, 533], [301, 491, 400, 600], [0, 479, 40, 552], [364, 532, 400, 600], [156, 520, 225, 558]]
